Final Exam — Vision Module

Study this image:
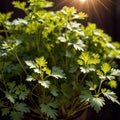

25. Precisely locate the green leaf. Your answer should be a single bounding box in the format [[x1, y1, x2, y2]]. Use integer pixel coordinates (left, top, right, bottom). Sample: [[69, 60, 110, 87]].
[[69, 63, 78, 73], [90, 97, 105, 113], [26, 75, 36, 81], [12, 1, 26, 11], [72, 39, 85, 51], [5, 92, 15, 103], [34, 68, 41, 73], [10, 111, 24, 120], [108, 80, 117, 89], [111, 68, 120, 76], [50, 86, 59, 97], [38, 80, 50, 88], [40, 104, 57, 120], [106, 75, 115, 80], [65, 49, 74, 58], [79, 52, 89, 64], [7, 82, 16, 90], [0, 12, 13, 23], [14, 102, 30, 113], [68, 39, 85, 51], [18, 85, 29, 100], [19, 92, 29, 100], [88, 58, 100, 65], [78, 12, 88, 19], [86, 81, 97, 90], [58, 36, 66, 42], [50, 66, 66, 79], [97, 70, 103, 76], [80, 90, 93, 102], [2, 108, 10, 116], [35, 56, 47, 67], [80, 66, 95, 73], [101, 63, 111, 74], [6, 18, 27, 26], [25, 60, 36, 69], [103, 89, 120, 104]]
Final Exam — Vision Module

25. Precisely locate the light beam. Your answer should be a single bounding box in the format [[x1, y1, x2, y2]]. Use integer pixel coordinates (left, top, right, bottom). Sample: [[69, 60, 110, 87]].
[[79, 0, 87, 3]]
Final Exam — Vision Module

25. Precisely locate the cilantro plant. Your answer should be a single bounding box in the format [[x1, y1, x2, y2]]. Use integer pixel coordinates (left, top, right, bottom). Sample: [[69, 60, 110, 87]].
[[0, 0, 120, 120]]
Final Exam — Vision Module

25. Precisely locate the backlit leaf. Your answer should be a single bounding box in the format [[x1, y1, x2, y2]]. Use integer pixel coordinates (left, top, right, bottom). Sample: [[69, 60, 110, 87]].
[[73, 39, 85, 51], [38, 80, 50, 88], [103, 89, 120, 104], [35, 56, 47, 67], [25, 60, 36, 69], [90, 97, 105, 113], [26, 75, 36, 81], [108, 80, 117, 89], [97, 70, 103, 76], [58, 36, 66, 42], [5, 92, 15, 103], [78, 12, 88, 20], [101, 63, 111, 74], [111, 68, 120, 76]]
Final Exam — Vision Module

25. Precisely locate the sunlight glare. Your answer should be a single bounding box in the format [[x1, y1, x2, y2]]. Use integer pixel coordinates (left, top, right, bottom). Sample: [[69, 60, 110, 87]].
[[79, 0, 87, 3]]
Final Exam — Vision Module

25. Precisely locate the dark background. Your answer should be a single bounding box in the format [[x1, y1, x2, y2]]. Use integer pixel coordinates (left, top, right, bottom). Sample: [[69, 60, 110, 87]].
[[0, 0, 120, 120]]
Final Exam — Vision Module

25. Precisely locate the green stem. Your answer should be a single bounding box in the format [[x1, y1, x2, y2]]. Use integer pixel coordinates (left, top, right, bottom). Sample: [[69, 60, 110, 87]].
[[29, 92, 42, 115], [81, 74, 87, 83], [97, 79, 104, 94], [36, 29, 40, 55], [14, 52, 28, 75]]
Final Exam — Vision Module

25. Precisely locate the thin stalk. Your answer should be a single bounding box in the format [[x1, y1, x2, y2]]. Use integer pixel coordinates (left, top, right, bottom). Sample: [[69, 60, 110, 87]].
[[78, 104, 90, 111], [97, 79, 104, 94], [36, 28, 40, 55], [29, 92, 42, 115], [14, 52, 28, 75], [81, 74, 87, 83], [68, 98, 81, 116]]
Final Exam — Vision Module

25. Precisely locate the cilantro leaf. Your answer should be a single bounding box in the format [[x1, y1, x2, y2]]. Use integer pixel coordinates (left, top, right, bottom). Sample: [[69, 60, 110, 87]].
[[10, 111, 23, 120], [50, 66, 66, 79], [40, 103, 57, 120], [5, 92, 15, 103], [38, 80, 50, 88], [25, 60, 36, 69], [90, 97, 105, 113], [2, 108, 10, 116], [80, 90, 93, 102], [101, 63, 111, 75], [14, 102, 30, 113], [111, 68, 120, 76], [103, 89, 120, 104]]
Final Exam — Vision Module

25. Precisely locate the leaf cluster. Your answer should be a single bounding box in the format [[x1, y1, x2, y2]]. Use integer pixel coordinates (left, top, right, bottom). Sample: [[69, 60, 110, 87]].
[[0, 0, 120, 120]]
